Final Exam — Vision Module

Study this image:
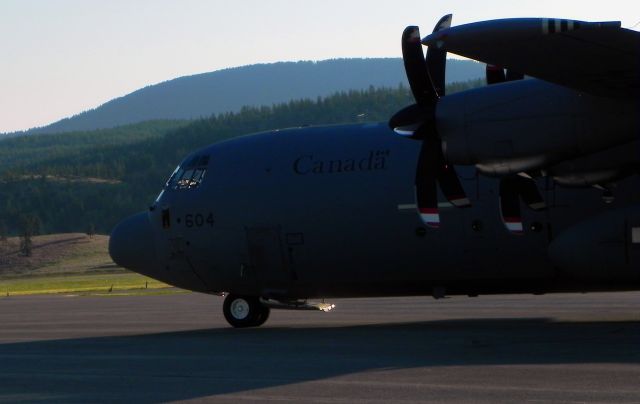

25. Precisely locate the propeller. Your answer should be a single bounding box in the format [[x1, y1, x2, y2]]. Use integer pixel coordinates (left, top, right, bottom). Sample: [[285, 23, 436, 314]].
[[389, 15, 470, 228], [499, 175, 546, 234], [391, 16, 543, 234], [485, 65, 544, 233]]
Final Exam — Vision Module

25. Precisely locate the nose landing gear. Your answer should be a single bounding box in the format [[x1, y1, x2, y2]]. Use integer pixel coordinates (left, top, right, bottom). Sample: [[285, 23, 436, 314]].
[[222, 294, 270, 328], [222, 294, 336, 327]]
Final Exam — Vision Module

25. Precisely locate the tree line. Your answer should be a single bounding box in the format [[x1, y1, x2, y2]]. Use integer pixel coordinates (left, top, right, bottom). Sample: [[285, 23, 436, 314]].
[[0, 81, 484, 235]]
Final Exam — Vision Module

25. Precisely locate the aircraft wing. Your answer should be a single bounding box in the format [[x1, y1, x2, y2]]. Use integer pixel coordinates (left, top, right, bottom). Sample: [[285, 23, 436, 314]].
[[421, 18, 640, 99]]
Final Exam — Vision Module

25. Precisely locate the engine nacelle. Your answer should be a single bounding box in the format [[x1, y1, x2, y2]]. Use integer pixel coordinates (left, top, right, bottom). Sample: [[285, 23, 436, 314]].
[[436, 79, 638, 176], [548, 204, 640, 280], [548, 140, 639, 187]]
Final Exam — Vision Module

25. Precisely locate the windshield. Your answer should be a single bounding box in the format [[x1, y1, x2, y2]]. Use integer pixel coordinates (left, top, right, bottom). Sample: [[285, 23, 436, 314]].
[[168, 154, 210, 190]]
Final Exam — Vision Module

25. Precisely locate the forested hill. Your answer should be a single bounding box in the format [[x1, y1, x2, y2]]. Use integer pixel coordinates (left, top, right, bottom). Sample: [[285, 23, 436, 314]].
[[0, 81, 484, 237], [25, 58, 484, 134]]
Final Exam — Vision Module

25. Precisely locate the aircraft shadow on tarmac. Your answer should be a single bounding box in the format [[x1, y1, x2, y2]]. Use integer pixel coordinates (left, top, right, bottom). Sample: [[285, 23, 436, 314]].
[[0, 317, 638, 402]]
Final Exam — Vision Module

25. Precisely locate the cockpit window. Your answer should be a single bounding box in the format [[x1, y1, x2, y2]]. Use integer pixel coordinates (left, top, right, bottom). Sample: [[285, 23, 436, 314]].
[[168, 154, 210, 190]]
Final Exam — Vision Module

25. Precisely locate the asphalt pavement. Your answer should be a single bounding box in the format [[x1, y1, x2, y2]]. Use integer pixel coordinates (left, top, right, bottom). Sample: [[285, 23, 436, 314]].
[[0, 292, 639, 403]]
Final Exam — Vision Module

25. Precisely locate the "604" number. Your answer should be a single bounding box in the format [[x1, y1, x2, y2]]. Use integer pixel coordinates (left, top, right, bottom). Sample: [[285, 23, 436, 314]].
[[184, 213, 215, 228]]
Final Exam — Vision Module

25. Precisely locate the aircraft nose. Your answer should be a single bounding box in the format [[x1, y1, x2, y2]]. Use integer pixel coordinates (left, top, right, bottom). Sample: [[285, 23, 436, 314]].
[[109, 212, 158, 277]]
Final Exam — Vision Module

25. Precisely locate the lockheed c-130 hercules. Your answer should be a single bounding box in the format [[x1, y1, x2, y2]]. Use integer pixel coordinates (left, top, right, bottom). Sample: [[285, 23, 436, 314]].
[[109, 15, 640, 328]]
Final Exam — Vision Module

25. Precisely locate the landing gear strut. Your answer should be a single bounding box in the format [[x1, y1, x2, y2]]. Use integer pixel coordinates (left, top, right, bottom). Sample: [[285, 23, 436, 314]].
[[222, 294, 270, 328]]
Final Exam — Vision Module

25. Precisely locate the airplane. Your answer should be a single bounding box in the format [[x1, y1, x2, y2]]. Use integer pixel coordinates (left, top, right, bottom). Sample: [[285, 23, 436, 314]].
[[109, 15, 640, 328]]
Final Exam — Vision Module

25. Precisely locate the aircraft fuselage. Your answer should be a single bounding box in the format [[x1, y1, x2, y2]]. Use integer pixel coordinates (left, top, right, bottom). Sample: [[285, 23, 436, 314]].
[[109, 80, 640, 301]]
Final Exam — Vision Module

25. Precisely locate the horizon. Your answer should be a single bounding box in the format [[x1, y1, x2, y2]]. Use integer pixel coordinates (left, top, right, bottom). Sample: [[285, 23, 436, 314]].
[[1, 0, 638, 133], [2, 57, 483, 135]]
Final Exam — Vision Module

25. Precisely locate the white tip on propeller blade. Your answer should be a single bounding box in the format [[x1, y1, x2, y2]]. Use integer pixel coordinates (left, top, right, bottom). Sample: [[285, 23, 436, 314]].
[[393, 124, 421, 136], [419, 208, 440, 228], [503, 217, 524, 234], [394, 129, 416, 136]]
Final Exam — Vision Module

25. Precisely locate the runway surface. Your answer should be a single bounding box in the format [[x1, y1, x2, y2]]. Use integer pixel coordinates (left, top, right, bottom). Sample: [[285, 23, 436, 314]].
[[0, 292, 639, 403]]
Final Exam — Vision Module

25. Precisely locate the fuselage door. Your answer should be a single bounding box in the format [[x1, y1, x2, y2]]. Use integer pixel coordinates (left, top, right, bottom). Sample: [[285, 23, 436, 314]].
[[245, 227, 291, 290]]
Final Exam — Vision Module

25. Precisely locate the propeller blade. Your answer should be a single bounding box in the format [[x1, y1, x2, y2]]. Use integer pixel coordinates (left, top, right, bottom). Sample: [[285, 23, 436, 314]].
[[516, 176, 546, 211], [426, 14, 452, 97], [401, 26, 436, 106], [432, 14, 453, 33], [499, 177, 524, 234], [415, 128, 440, 228], [388, 104, 427, 137], [438, 163, 471, 207], [397, 16, 470, 229], [505, 69, 525, 81], [486, 64, 506, 85], [415, 123, 470, 227]]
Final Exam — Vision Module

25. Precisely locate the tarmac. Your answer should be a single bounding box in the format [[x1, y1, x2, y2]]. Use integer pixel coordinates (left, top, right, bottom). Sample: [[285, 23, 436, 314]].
[[0, 291, 639, 403]]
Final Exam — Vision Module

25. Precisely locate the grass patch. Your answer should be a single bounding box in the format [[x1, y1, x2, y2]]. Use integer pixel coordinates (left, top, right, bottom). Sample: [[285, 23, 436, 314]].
[[0, 232, 180, 297], [0, 272, 172, 296]]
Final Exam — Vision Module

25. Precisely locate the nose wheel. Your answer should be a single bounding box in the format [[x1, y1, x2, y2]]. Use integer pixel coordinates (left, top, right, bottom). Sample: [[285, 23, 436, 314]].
[[223, 294, 270, 328]]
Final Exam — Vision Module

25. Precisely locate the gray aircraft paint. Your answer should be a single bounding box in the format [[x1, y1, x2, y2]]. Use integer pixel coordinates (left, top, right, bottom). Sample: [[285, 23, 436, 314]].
[[110, 79, 640, 300], [108, 16, 640, 330]]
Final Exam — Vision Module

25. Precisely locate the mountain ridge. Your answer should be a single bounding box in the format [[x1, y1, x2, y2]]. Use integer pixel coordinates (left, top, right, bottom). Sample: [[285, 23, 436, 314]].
[[24, 58, 484, 135]]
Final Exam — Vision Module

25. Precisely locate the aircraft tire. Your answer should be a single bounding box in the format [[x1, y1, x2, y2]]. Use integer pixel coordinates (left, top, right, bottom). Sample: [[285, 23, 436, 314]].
[[223, 294, 268, 328]]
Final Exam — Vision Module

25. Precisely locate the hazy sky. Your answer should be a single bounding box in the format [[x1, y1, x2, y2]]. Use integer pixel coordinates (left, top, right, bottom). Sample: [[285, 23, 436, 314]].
[[1, 0, 638, 133]]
